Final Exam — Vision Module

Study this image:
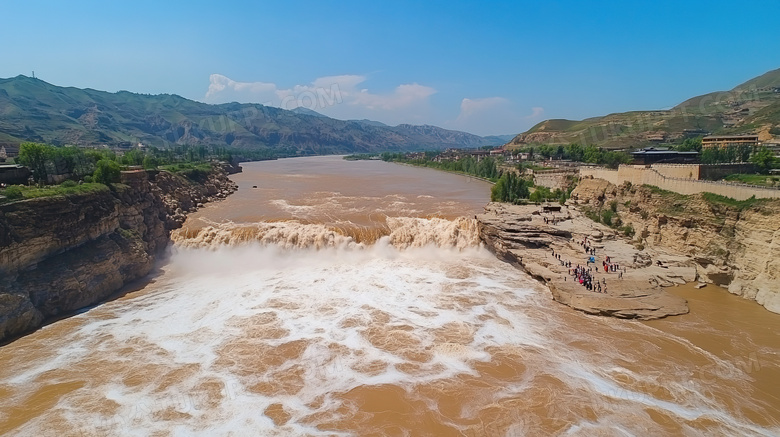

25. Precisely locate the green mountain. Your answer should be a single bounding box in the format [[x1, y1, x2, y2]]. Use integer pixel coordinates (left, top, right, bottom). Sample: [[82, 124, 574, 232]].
[[0, 76, 498, 154], [507, 68, 780, 148]]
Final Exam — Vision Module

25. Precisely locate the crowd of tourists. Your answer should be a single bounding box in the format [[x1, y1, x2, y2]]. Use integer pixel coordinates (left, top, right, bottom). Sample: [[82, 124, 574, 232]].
[[545, 229, 628, 295], [539, 211, 628, 294]]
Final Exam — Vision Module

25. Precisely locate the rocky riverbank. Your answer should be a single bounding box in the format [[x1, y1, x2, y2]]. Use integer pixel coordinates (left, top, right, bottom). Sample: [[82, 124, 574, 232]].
[[0, 165, 238, 343], [477, 177, 780, 319], [570, 178, 780, 314], [477, 202, 695, 320]]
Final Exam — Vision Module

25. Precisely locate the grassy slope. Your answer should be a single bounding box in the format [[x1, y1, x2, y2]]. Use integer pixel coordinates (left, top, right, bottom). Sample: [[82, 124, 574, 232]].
[[724, 174, 780, 186], [0, 183, 109, 204], [510, 68, 780, 148]]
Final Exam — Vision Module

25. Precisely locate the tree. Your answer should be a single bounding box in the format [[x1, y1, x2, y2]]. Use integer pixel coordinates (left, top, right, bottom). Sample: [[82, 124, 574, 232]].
[[51, 146, 93, 178], [142, 155, 159, 170], [18, 142, 54, 183], [749, 147, 777, 173], [565, 143, 585, 162], [93, 159, 121, 184], [737, 145, 752, 163], [538, 145, 554, 159], [701, 148, 718, 164], [491, 176, 507, 202], [491, 172, 530, 203], [583, 145, 601, 163], [676, 137, 702, 152], [121, 149, 145, 166]]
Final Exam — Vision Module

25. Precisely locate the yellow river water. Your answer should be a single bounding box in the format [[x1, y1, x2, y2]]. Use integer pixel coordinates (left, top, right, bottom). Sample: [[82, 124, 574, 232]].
[[0, 156, 777, 436]]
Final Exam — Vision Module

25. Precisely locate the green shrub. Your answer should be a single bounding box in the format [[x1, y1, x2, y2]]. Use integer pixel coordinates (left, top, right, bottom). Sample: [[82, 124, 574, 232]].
[[61, 180, 78, 188], [701, 193, 761, 211], [84, 175, 93, 183], [160, 162, 213, 183], [583, 207, 600, 223], [622, 225, 635, 237], [142, 155, 159, 170], [491, 172, 530, 203], [117, 227, 139, 240], [600, 209, 614, 226], [93, 159, 121, 184], [3, 186, 23, 200], [179, 168, 210, 183], [609, 200, 618, 212]]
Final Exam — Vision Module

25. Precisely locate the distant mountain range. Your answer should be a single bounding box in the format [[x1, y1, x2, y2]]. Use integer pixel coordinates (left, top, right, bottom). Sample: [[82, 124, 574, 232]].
[[507, 68, 780, 148], [0, 76, 506, 154]]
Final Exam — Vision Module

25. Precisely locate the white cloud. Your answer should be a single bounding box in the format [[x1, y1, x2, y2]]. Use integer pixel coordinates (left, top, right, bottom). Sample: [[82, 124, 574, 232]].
[[205, 74, 278, 103], [457, 97, 509, 120], [204, 74, 548, 135], [527, 106, 545, 120], [204, 74, 436, 125], [446, 97, 545, 136]]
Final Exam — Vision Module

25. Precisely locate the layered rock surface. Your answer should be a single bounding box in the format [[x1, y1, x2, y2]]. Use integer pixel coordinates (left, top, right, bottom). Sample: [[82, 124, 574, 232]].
[[570, 177, 780, 314], [478, 203, 693, 320], [0, 167, 237, 342]]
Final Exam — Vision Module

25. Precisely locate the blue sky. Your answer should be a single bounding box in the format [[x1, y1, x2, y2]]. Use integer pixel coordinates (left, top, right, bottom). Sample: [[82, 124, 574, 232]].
[[1, 0, 779, 136]]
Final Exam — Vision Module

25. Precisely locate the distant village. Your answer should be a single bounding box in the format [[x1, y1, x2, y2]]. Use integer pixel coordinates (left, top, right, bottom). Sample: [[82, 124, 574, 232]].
[[400, 133, 778, 167], [2, 134, 780, 194], [390, 132, 780, 198]]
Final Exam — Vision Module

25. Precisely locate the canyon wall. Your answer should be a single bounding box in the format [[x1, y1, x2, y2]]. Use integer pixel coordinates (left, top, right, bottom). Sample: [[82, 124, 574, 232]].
[[570, 178, 780, 314], [0, 167, 237, 343]]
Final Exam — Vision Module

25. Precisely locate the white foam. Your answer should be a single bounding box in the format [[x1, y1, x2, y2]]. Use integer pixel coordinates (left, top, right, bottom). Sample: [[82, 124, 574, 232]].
[[172, 216, 482, 251], [4, 218, 779, 436]]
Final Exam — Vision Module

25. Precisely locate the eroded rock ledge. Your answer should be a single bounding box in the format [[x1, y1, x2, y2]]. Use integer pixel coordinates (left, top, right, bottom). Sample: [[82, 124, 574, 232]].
[[0, 166, 238, 343], [569, 178, 780, 314], [477, 202, 695, 320]]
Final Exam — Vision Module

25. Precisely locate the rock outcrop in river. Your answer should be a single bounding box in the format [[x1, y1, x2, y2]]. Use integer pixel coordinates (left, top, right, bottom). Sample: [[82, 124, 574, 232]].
[[477, 202, 693, 320], [0, 167, 237, 343]]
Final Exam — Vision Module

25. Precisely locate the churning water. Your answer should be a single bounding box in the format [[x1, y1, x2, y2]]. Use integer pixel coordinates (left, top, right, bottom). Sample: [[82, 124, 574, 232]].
[[0, 156, 778, 436]]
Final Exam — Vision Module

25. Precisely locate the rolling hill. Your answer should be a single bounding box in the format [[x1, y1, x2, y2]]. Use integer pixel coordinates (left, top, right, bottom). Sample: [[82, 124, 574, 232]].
[[507, 68, 780, 149], [0, 76, 501, 154]]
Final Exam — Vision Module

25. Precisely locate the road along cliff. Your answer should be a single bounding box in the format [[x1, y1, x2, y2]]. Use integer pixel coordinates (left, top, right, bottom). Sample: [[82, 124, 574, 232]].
[[0, 166, 237, 343]]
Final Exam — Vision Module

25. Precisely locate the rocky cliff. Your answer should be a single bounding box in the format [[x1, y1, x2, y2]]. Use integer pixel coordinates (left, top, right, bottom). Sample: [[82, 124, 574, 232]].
[[0, 167, 237, 343], [477, 203, 692, 320], [570, 178, 780, 314]]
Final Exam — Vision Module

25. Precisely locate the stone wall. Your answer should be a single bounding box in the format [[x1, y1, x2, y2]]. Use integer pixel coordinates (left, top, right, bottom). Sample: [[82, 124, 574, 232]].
[[580, 166, 780, 200], [699, 163, 756, 180], [648, 164, 699, 180], [532, 169, 577, 190], [581, 167, 620, 185]]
